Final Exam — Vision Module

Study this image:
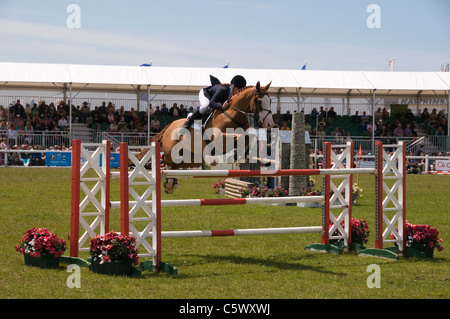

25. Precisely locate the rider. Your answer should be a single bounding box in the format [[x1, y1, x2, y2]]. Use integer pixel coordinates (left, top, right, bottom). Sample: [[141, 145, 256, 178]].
[[182, 75, 247, 129]]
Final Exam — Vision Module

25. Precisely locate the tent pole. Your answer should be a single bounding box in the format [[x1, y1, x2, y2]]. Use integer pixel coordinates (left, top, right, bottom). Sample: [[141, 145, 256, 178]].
[[372, 90, 376, 154], [147, 85, 151, 145], [69, 82, 72, 144]]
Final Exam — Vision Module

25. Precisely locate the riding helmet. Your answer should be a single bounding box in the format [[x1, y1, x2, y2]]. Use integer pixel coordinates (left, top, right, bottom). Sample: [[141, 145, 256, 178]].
[[230, 75, 246, 89]]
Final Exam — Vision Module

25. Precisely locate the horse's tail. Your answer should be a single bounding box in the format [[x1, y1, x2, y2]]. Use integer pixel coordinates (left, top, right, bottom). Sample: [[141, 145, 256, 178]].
[[150, 124, 170, 146]]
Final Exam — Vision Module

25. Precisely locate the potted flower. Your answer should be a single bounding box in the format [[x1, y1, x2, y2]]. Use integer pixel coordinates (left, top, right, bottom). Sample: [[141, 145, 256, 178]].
[[213, 179, 226, 195], [16, 227, 67, 268], [391, 221, 444, 258], [330, 218, 370, 248], [298, 186, 323, 208], [89, 231, 139, 276]]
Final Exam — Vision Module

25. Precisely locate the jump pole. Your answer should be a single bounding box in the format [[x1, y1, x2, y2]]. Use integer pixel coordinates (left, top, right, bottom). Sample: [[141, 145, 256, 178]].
[[69, 139, 110, 259]]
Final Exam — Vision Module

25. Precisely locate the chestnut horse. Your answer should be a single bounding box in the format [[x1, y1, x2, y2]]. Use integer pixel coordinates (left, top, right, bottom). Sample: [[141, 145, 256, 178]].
[[138, 81, 273, 193]]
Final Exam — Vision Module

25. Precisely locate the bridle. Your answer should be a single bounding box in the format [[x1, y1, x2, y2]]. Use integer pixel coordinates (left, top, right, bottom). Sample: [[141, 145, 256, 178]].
[[221, 88, 272, 128]]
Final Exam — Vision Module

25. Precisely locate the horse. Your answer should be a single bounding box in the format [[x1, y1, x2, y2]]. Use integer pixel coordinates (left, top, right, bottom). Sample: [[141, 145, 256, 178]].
[[139, 81, 274, 193]]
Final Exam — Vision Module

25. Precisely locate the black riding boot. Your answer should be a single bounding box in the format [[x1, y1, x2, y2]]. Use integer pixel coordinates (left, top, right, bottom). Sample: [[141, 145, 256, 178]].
[[183, 109, 202, 129]]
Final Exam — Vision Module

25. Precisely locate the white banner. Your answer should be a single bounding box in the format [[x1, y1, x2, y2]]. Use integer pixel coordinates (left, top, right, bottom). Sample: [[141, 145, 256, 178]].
[[435, 159, 450, 171]]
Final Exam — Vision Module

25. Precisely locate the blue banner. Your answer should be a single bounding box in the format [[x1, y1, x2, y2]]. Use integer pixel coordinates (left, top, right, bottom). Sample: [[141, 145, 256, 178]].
[[46, 152, 72, 167], [99, 153, 120, 168]]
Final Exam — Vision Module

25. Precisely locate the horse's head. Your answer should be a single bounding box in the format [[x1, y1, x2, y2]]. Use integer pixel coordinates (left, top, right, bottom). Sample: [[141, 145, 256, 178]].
[[252, 81, 274, 129]]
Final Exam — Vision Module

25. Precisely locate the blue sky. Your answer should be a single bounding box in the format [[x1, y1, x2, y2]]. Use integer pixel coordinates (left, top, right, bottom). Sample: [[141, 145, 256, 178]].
[[0, 0, 449, 71]]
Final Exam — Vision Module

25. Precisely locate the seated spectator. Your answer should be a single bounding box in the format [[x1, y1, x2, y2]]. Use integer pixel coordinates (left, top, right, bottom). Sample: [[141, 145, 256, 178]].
[[382, 108, 390, 121], [374, 107, 383, 122], [106, 108, 116, 124], [435, 125, 445, 136], [280, 121, 290, 131], [179, 104, 188, 118], [80, 102, 90, 123], [169, 103, 180, 118], [316, 126, 326, 139], [351, 111, 361, 124], [272, 109, 283, 127], [304, 119, 311, 134], [118, 121, 129, 132], [360, 111, 369, 123], [404, 123, 414, 137], [58, 116, 68, 130], [109, 120, 119, 133], [283, 110, 292, 123], [359, 119, 368, 134], [150, 117, 161, 133], [8, 144, 22, 165], [153, 106, 161, 117], [393, 123, 404, 136], [20, 144, 31, 166], [160, 104, 169, 116], [0, 105, 7, 121]]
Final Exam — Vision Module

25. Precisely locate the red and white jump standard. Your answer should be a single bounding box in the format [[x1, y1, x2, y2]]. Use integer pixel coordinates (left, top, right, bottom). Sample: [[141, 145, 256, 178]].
[[70, 139, 406, 271]]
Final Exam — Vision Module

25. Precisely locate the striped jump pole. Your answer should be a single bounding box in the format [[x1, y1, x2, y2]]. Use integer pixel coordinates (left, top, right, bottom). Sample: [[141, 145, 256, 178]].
[[70, 139, 110, 257], [161, 167, 375, 178]]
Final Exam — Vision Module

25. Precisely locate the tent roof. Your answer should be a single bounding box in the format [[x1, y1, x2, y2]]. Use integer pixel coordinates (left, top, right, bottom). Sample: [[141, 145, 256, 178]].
[[0, 62, 449, 98]]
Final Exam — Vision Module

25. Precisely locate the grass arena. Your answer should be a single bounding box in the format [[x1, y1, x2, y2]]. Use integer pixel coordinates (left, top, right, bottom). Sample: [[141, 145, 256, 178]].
[[1, 141, 449, 300]]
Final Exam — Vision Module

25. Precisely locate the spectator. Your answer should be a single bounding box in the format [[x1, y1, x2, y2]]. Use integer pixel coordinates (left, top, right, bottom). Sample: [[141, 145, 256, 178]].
[[99, 101, 107, 115], [81, 102, 90, 123], [153, 106, 161, 117], [7, 122, 17, 145], [310, 107, 318, 120], [106, 108, 116, 124], [160, 104, 169, 116], [179, 104, 188, 118], [169, 103, 180, 117], [150, 117, 160, 133], [374, 107, 383, 122], [351, 111, 361, 124], [58, 116, 68, 130], [272, 109, 283, 127], [360, 111, 369, 123], [280, 121, 290, 131], [327, 107, 337, 120], [318, 106, 326, 120], [393, 123, 404, 136], [435, 125, 445, 136], [404, 123, 414, 137], [19, 144, 31, 166], [283, 110, 292, 123], [0, 105, 6, 121], [316, 126, 326, 139], [359, 119, 368, 134], [382, 108, 390, 121]]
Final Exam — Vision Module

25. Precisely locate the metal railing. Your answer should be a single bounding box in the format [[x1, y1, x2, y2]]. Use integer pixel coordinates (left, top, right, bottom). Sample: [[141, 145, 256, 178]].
[[0, 130, 70, 149]]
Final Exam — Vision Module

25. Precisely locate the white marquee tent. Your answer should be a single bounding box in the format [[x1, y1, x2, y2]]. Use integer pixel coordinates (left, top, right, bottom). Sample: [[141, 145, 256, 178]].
[[1, 61, 449, 143]]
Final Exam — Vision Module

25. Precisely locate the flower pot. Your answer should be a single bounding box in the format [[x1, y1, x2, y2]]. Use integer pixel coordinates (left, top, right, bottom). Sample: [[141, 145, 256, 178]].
[[218, 188, 226, 196], [89, 259, 133, 276], [24, 253, 60, 269], [408, 244, 435, 258]]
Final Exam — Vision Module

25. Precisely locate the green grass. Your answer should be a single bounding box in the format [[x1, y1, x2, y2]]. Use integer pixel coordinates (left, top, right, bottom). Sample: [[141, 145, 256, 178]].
[[0, 168, 449, 299]]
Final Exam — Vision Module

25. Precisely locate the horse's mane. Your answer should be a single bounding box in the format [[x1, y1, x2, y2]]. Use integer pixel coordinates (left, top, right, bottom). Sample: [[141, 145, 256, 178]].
[[222, 85, 256, 111]]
